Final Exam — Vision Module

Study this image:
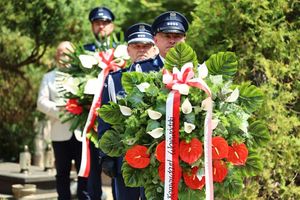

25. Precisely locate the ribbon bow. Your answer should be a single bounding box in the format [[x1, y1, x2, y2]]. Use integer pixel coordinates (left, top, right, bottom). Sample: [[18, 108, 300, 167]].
[[98, 49, 126, 73], [78, 49, 126, 178], [163, 62, 211, 96]]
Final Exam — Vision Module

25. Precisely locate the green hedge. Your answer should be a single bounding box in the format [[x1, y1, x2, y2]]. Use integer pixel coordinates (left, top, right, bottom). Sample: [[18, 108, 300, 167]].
[[188, 0, 300, 199]]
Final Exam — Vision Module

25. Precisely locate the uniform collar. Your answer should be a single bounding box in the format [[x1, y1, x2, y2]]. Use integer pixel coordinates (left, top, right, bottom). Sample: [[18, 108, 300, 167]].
[[159, 54, 165, 63]]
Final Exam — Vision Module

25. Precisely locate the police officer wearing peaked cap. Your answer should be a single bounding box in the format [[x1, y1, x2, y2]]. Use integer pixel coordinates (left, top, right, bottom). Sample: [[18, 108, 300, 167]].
[[152, 11, 189, 35], [125, 23, 164, 73], [152, 11, 189, 59], [84, 6, 116, 200], [123, 22, 163, 73], [84, 6, 115, 52], [88, 6, 115, 22], [97, 23, 163, 200], [125, 23, 154, 45]]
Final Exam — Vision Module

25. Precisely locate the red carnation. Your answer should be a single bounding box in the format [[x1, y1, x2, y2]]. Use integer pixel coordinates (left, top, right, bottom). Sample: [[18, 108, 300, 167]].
[[227, 142, 248, 165], [179, 138, 203, 164], [66, 99, 83, 115], [158, 162, 182, 182], [155, 140, 165, 162], [212, 136, 229, 160], [124, 145, 150, 169], [183, 167, 205, 190], [213, 160, 228, 183]]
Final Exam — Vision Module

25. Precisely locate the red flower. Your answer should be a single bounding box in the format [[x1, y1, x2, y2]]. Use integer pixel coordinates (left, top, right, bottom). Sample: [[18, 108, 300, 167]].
[[158, 162, 165, 182], [66, 99, 83, 115], [213, 160, 228, 183], [155, 140, 165, 162], [212, 136, 229, 160], [227, 143, 248, 165], [179, 138, 203, 164], [124, 145, 150, 169], [158, 162, 182, 182], [183, 167, 205, 190]]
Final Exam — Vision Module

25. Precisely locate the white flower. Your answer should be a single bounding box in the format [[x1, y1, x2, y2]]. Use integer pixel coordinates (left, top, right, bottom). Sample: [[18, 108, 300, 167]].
[[147, 128, 164, 138], [225, 88, 239, 102], [172, 83, 190, 95], [84, 78, 99, 95], [147, 109, 162, 120], [98, 61, 108, 69], [212, 118, 220, 130], [239, 121, 249, 134], [74, 129, 82, 142], [136, 82, 150, 92], [79, 54, 98, 69], [201, 97, 212, 111], [184, 122, 196, 133], [119, 105, 132, 116], [198, 62, 208, 79], [182, 98, 193, 114], [114, 45, 130, 60], [63, 77, 80, 95]]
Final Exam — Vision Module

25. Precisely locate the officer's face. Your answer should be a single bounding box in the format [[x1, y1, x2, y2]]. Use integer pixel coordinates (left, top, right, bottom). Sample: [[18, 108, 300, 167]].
[[127, 43, 157, 62], [91, 19, 114, 38], [154, 32, 186, 58]]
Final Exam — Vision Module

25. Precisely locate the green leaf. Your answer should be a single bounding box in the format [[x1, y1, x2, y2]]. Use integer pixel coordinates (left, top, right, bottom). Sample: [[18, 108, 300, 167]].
[[164, 42, 198, 71], [145, 84, 160, 96], [178, 186, 203, 200], [99, 129, 124, 157], [205, 51, 238, 80], [238, 83, 264, 113], [126, 87, 144, 107], [122, 72, 145, 94], [240, 150, 264, 177], [144, 183, 164, 200], [184, 112, 196, 123], [221, 172, 244, 199], [248, 121, 270, 147], [146, 120, 161, 132], [122, 162, 144, 187], [98, 102, 126, 125]]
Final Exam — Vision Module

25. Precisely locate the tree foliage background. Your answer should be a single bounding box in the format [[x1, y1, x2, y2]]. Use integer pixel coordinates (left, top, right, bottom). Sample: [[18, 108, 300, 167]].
[[0, 0, 299, 199]]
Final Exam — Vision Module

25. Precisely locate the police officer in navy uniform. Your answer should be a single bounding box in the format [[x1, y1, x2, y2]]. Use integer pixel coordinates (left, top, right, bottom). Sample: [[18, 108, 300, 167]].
[[152, 11, 188, 59], [84, 6, 115, 52], [85, 6, 116, 200], [98, 12, 189, 200], [98, 23, 160, 200]]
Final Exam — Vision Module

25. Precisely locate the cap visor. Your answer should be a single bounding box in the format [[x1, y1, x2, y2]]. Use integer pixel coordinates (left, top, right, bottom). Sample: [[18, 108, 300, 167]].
[[91, 16, 112, 22], [128, 38, 155, 44]]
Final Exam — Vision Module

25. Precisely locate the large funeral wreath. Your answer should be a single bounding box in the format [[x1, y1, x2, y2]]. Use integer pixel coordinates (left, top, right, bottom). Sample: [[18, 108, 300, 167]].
[[98, 43, 269, 199]]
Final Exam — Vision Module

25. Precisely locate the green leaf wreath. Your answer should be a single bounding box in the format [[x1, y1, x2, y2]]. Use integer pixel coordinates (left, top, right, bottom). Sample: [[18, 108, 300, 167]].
[[98, 43, 270, 199], [55, 33, 130, 145]]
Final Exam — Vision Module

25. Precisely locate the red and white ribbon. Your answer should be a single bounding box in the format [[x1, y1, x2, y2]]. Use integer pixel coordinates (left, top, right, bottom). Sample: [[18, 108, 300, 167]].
[[163, 62, 214, 200], [78, 49, 126, 177], [164, 90, 181, 200]]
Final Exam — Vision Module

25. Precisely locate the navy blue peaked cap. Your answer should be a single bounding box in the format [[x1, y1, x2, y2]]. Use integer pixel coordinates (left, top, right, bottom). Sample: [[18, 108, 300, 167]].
[[125, 23, 154, 44], [89, 7, 115, 22], [152, 11, 189, 35]]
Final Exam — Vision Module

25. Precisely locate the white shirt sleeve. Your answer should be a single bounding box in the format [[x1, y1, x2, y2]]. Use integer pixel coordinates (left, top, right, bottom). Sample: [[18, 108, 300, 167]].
[[37, 71, 60, 120]]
